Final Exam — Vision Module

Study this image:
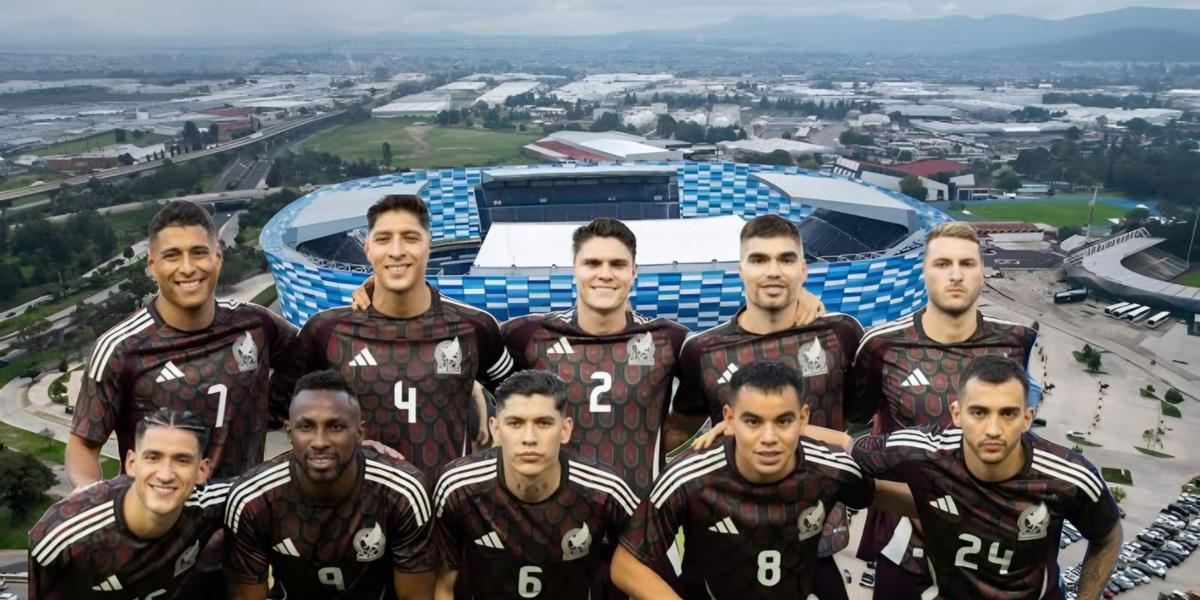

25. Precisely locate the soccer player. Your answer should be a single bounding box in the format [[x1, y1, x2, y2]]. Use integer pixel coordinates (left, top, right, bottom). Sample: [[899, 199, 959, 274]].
[[807, 355, 1122, 599], [666, 214, 863, 599], [500, 218, 688, 496], [612, 361, 913, 600], [433, 369, 638, 599], [29, 409, 231, 599], [847, 221, 1038, 597], [67, 199, 299, 486], [274, 194, 513, 486], [225, 370, 435, 600]]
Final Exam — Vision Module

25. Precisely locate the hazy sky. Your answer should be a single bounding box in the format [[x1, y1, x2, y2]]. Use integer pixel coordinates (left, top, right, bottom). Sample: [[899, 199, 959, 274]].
[[5, 0, 1199, 41]]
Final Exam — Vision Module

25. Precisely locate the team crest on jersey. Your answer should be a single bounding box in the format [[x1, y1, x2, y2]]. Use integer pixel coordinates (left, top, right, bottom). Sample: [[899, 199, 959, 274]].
[[233, 332, 258, 373], [799, 338, 829, 377], [174, 540, 200, 576], [797, 501, 825, 541], [1017, 502, 1050, 541], [627, 332, 655, 367], [353, 522, 386, 561], [435, 337, 462, 375], [561, 523, 592, 561]]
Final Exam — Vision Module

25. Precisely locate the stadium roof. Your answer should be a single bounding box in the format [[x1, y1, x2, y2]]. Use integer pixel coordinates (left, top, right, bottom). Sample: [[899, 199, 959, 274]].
[[753, 172, 919, 231], [284, 181, 427, 247], [482, 164, 677, 182], [472, 216, 744, 272], [716, 138, 834, 156], [1078, 236, 1200, 303]]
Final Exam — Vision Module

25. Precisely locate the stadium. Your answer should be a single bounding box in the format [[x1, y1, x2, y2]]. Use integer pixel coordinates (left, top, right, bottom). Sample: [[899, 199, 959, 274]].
[[260, 161, 951, 329]]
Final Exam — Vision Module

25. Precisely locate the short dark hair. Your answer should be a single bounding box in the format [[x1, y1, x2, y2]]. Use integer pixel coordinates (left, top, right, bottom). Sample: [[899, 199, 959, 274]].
[[739, 214, 803, 248], [493, 369, 568, 413], [149, 200, 216, 243], [728, 361, 807, 406], [292, 369, 357, 402], [367, 194, 430, 232], [572, 217, 637, 261], [135, 408, 210, 454], [959, 354, 1031, 404]]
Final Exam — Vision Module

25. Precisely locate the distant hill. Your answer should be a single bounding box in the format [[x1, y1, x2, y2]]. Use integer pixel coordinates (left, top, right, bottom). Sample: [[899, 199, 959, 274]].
[[982, 28, 1200, 61]]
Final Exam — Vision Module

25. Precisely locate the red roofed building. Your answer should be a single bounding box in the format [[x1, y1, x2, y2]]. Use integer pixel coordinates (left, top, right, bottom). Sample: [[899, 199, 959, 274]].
[[833, 156, 976, 202]]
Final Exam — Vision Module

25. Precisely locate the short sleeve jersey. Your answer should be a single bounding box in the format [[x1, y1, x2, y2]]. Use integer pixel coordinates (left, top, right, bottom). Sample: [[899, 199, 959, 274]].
[[28, 476, 231, 600], [502, 310, 688, 497], [432, 447, 639, 599], [847, 308, 1038, 572], [851, 427, 1120, 600], [275, 284, 514, 486], [619, 437, 874, 599], [224, 447, 435, 600], [673, 310, 863, 557], [72, 299, 299, 479]]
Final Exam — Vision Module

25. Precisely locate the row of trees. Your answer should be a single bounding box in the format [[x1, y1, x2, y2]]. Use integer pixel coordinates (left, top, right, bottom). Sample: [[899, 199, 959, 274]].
[[266, 150, 381, 188], [759, 97, 878, 120], [0, 210, 119, 299], [1042, 92, 1165, 110]]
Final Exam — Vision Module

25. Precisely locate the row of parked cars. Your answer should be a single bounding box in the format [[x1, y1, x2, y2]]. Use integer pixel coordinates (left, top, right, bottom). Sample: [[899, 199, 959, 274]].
[[1064, 493, 1200, 599]]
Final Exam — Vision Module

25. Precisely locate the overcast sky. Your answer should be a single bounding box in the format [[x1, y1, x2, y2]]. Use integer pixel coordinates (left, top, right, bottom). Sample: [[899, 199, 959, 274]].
[[4, 0, 1199, 41]]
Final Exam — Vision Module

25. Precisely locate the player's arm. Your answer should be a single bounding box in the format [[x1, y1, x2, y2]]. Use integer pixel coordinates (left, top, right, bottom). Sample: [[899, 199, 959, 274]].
[[228, 582, 269, 600], [394, 570, 435, 600], [350, 275, 375, 310], [1066, 457, 1123, 600], [1077, 520, 1121, 600], [871, 480, 917, 518], [470, 382, 491, 448], [844, 335, 884, 426], [611, 545, 682, 600], [65, 434, 105, 488], [791, 287, 825, 326], [67, 348, 127, 488], [224, 485, 272, 600], [433, 568, 457, 600], [664, 336, 711, 452], [267, 319, 320, 426]]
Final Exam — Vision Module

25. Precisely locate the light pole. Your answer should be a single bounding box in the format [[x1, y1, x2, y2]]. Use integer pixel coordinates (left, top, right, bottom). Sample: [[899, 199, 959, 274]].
[[1187, 207, 1199, 267]]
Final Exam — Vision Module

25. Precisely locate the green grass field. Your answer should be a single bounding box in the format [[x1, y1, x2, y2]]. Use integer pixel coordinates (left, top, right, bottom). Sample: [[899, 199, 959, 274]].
[[25, 130, 171, 157], [0, 494, 56, 548], [0, 173, 63, 192], [398, 127, 538, 169], [294, 118, 419, 162], [952, 199, 1128, 228], [1176, 271, 1200, 288]]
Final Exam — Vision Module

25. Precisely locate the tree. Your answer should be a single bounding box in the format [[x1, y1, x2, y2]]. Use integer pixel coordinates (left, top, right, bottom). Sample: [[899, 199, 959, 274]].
[[1111, 486, 1126, 504], [752, 150, 795, 167], [182, 121, 201, 152], [995, 170, 1022, 193], [899, 175, 928, 201], [674, 122, 706, 144], [381, 142, 393, 167], [655, 115, 677, 139], [15, 319, 52, 352], [123, 246, 135, 259], [1164, 388, 1184, 405], [589, 112, 621, 133], [114, 128, 127, 143], [896, 149, 914, 162], [0, 449, 56, 524], [1085, 353, 1103, 373]]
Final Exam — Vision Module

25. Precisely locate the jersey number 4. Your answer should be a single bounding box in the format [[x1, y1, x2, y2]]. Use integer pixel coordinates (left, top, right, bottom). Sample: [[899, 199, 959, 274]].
[[393, 381, 418, 423], [954, 533, 1014, 575]]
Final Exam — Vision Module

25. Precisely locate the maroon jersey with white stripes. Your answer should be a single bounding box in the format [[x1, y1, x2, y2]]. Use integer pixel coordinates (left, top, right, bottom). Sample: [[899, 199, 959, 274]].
[[72, 299, 298, 479], [620, 437, 874, 599], [433, 447, 637, 599], [502, 310, 688, 497], [224, 447, 434, 600], [848, 307, 1037, 572], [274, 284, 514, 486], [851, 427, 1119, 600], [28, 475, 230, 600]]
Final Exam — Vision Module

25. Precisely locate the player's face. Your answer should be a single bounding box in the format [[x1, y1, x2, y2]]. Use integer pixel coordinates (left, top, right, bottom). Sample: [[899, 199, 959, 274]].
[[148, 225, 222, 312], [952, 377, 1032, 468], [723, 385, 809, 484], [365, 209, 429, 297], [126, 426, 211, 518], [739, 235, 807, 313], [286, 389, 364, 485], [923, 236, 983, 317], [574, 236, 635, 315], [490, 393, 573, 479]]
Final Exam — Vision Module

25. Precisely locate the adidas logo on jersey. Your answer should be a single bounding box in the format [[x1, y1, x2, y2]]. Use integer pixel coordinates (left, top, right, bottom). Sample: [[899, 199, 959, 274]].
[[707, 517, 739, 535], [272, 538, 301, 557], [547, 337, 575, 355], [91, 575, 123, 591], [155, 361, 185, 383], [474, 531, 503, 549], [716, 363, 739, 385], [930, 495, 959, 516], [348, 348, 378, 367], [900, 368, 930, 389]]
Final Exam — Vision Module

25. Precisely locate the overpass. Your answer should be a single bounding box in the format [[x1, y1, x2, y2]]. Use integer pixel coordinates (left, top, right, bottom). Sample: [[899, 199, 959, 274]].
[[0, 110, 346, 206]]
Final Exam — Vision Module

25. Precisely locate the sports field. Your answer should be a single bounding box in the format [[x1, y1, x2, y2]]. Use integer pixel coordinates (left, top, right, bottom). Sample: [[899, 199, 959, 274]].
[[25, 130, 171, 157], [1176, 271, 1200, 288], [293, 118, 419, 161], [951, 199, 1128, 228], [293, 120, 538, 168]]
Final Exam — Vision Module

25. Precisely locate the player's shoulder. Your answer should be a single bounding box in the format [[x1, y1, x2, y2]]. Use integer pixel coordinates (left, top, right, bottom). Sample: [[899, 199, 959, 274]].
[[817, 312, 865, 335], [799, 437, 866, 481], [980, 310, 1036, 337], [641, 312, 688, 334], [650, 443, 730, 503], [184, 479, 234, 511], [437, 290, 500, 325], [881, 424, 963, 453], [433, 447, 501, 511], [680, 319, 738, 352], [361, 448, 431, 522], [1027, 433, 1106, 501], [501, 311, 557, 335], [228, 454, 292, 503], [30, 477, 127, 565], [85, 306, 156, 367], [563, 452, 641, 514], [859, 312, 917, 346]]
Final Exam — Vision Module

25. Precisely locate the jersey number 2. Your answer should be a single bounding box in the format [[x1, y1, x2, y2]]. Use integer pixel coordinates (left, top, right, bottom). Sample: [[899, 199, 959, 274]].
[[954, 533, 1014, 575], [589, 372, 612, 413]]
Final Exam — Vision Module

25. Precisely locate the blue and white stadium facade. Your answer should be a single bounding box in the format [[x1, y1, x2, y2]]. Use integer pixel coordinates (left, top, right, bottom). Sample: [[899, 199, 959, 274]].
[[260, 161, 950, 330]]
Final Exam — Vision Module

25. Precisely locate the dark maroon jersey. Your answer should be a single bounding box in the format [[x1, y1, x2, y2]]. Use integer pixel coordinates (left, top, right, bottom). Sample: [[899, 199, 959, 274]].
[[502, 310, 688, 497], [848, 307, 1037, 572], [851, 427, 1119, 600], [72, 298, 299, 479], [432, 447, 638, 599], [28, 475, 230, 599], [673, 310, 863, 559], [274, 284, 514, 486], [619, 437, 874, 599], [224, 447, 435, 600]]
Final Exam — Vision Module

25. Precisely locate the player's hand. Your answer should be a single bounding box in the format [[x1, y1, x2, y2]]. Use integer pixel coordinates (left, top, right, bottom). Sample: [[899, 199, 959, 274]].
[[350, 276, 376, 311], [691, 421, 729, 450], [792, 289, 825, 327], [363, 439, 405, 461]]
